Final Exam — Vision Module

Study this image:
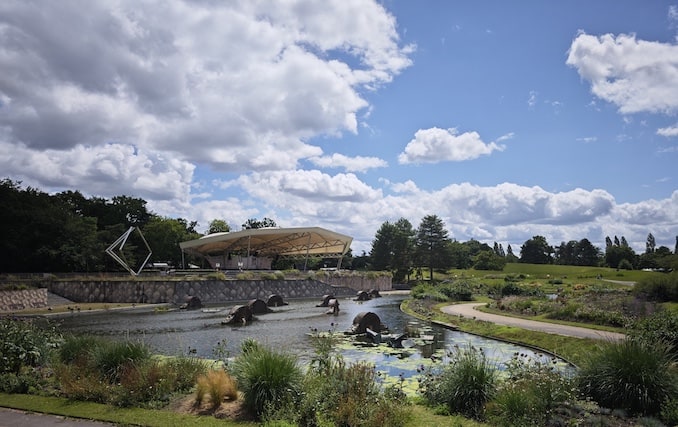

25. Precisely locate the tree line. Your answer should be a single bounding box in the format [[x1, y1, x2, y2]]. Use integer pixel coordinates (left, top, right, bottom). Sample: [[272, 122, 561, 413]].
[[2, 179, 677, 276], [367, 215, 678, 282], [0, 179, 343, 273]]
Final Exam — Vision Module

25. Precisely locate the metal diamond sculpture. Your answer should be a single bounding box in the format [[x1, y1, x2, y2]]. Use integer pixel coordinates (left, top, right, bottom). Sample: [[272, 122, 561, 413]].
[[105, 226, 152, 276]]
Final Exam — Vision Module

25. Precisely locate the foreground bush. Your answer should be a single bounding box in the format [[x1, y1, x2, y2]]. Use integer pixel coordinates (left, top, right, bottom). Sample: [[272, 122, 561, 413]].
[[418, 345, 497, 420], [54, 335, 206, 408], [633, 272, 678, 302], [578, 337, 678, 416], [271, 331, 410, 427], [629, 310, 678, 356], [0, 318, 60, 393], [0, 318, 60, 375], [487, 354, 575, 426], [232, 340, 302, 417]]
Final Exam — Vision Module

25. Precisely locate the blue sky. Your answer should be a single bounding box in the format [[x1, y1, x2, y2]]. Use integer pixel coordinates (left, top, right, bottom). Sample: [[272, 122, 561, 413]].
[[1, 1, 677, 255]]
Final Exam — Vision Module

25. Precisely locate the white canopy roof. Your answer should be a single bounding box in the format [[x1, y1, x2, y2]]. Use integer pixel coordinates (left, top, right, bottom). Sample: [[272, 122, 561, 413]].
[[179, 227, 353, 259]]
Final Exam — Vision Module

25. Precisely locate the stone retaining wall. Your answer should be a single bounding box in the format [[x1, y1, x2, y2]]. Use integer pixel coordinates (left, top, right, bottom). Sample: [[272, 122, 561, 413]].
[[46, 279, 364, 305], [0, 288, 48, 311]]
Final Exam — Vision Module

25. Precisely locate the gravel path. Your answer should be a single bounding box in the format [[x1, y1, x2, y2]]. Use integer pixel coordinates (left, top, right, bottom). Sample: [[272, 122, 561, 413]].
[[440, 302, 625, 341]]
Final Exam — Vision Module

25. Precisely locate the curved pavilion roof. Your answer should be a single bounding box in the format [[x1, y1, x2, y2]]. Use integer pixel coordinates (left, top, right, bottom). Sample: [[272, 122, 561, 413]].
[[179, 226, 353, 259]]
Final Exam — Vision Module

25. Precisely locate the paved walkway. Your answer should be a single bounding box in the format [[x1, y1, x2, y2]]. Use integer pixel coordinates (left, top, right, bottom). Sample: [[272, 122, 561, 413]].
[[440, 302, 625, 341], [0, 408, 116, 427]]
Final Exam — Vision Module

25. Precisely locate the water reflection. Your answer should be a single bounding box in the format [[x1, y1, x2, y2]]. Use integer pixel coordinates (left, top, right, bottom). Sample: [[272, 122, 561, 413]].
[[55, 294, 573, 387]]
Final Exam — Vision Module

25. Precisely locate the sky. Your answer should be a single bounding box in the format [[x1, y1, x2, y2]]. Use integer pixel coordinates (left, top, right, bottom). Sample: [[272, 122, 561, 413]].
[[1, 0, 677, 256]]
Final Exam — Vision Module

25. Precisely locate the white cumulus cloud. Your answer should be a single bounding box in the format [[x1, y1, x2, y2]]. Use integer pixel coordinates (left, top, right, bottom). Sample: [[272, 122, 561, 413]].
[[398, 127, 506, 164], [566, 32, 678, 114]]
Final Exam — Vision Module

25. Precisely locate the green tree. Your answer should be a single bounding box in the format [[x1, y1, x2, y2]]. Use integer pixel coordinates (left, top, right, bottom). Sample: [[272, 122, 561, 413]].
[[242, 217, 277, 229], [473, 250, 506, 270], [449, 240, 472, 269], [207, 219, 230, 234], [143, 216, 200, 268], [369, 218, 415, 282], [646, 233, 656, 254], [370, 221, 398, 271], [392, 218, 416, 282], [519, 235, 553, 264], [555, 239, 601, 266], [577, 238, 602, 266], [605, 244, 637, 269], [415, 215, 451, 279], [506, 244, 519, 263]]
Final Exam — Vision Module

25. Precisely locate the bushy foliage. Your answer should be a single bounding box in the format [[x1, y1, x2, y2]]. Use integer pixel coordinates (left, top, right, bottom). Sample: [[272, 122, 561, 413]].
[[91, 340, 151, 382], [232, 340, 302, 418], [274, 331, 409, 427], [410, 282, 448, 301], [0, 318, 61, 375], [487, 354, 575, 426], [629, 310, 678, 357], [439, 280, 474, 301], [633, 272, 678, 302], [577, 338, 678, 416], [546, 304, 630, 327], [54, 335, 205, 408], [418, 345, 497, 420]]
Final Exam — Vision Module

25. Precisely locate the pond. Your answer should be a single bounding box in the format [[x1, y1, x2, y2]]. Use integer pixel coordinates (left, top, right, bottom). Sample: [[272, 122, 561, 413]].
[[54, 293, 573, 393]]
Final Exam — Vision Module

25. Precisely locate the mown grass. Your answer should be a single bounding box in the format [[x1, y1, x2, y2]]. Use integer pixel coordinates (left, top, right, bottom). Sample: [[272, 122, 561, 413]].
[[0, 393, 255, 427]]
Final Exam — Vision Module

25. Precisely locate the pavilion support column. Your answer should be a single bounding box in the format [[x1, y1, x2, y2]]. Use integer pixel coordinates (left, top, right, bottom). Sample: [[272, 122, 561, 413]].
[[303, 233, 311, 271]]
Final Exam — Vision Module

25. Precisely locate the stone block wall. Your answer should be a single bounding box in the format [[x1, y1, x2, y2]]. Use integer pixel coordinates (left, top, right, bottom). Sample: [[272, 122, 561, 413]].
[[0, 288, 48, 311], [47, 279, 363, 305]]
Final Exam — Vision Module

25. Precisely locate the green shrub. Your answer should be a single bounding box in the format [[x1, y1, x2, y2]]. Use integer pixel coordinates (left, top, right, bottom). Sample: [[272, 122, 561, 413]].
[[410, 283, 448, 301], [629, 310, 678, 357], [0, 371, 40, 393], [287, 332, 409, 427], [633, 272, 678, 302], [58, 334, 106, 365], [92, 340, 151, 382], [112, 359, 178, 408], [439, 280, 473, 301], [488, 354, 575, 426], [418, 345, 497, 420], [0, 318, 61, 374], [232, 341, 302, 418], [618, 259, 634, 270], [165, 356, 208, 392], [577, 338, 678, 416], [661, 397, 678, 426]]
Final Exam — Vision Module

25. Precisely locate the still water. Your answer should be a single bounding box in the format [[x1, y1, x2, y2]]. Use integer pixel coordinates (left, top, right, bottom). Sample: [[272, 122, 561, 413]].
[[55, 294, 573, 389]]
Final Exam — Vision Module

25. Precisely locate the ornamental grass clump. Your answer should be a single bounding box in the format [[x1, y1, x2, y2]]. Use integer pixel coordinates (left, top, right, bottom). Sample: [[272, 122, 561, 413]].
[[418, 344, 497, 420], [91, 340, 151, 382], [577, 337, 678, 416], [195, 369, 239, 410], [232, 340, 302, 418]]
